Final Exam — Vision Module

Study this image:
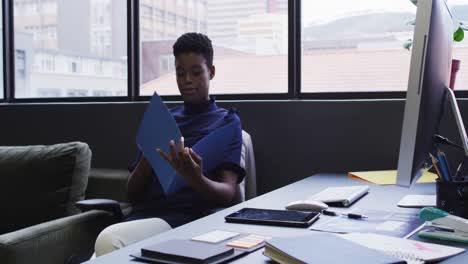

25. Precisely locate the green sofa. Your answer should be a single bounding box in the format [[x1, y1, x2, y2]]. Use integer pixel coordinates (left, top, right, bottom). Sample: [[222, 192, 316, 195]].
[[0, 142, 121, 264]]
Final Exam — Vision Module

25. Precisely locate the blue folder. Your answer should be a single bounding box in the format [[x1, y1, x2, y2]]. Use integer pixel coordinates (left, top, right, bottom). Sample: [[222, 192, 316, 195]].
[[136, 94, 238, 196]]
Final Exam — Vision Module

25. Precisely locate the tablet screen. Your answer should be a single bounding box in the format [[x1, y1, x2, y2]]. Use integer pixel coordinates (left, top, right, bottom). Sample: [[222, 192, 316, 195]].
[[225, 208, 320, 227]]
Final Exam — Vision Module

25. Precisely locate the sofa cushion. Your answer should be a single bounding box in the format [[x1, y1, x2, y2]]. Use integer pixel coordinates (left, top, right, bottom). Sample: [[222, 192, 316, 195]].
[[0, 142, 92, 234]]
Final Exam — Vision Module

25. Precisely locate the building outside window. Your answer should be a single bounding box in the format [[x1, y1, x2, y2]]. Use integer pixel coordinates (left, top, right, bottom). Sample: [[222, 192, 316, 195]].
[[16, 50, 27, 79], [13, 0, 128, 98], [140, 0, 288, 96], [301, 0, 468, 93], [6, 0, 468, 99]]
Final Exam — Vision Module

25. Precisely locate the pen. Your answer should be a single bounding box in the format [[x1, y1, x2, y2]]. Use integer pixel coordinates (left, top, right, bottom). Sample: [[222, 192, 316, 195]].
[[323, 210, 368, 219], [429, 153, 443, 181], [439, 151, 453, 181]]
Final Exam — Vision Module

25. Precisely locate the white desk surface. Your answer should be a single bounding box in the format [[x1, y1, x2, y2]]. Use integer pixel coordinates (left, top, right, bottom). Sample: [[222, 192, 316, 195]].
[[86, 173, 468, 264]]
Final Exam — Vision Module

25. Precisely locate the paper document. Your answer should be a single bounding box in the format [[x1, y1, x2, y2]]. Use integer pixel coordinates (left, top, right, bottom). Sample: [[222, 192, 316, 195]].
[[191, 230, 240, 244], [311, 208, 425, 238], [136, 93, 239, 196], [339, 233, 465, 263], [348, 170, 437, 185]]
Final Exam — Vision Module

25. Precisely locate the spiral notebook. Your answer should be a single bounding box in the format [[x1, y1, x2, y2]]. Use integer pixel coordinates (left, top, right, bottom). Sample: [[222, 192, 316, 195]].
[[339, 233, 465, 263]]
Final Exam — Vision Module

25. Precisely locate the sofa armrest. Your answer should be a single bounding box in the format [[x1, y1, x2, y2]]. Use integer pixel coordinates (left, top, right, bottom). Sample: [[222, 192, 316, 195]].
[[76, 199, 124, 219], [86, 168, 129, 202], [0, 210, 116, 264]]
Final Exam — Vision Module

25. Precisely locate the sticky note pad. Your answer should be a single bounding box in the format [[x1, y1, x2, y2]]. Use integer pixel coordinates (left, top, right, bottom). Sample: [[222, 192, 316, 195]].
[[191, 230, 240, 244], [226, 234, 271, 249]]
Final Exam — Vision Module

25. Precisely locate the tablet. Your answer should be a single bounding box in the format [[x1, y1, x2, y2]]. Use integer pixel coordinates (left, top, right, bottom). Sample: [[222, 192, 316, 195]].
[[225, 207, 320, 227]]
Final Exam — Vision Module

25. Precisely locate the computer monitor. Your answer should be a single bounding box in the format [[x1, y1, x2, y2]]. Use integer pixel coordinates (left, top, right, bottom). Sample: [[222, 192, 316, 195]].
[[396, 0, 455, 187]]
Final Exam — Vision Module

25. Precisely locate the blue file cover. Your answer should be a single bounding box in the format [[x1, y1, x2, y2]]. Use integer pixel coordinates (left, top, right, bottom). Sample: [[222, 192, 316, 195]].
[[136, 94, 238, 196], [136, 94, 183, 195]]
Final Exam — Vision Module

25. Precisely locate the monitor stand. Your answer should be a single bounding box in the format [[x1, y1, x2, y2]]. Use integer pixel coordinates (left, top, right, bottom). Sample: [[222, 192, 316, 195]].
[[445, 86, 468, 179]]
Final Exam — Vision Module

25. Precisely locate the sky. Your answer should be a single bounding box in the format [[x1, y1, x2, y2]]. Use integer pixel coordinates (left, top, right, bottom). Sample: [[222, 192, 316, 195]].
[[302, 0, 468, 25]]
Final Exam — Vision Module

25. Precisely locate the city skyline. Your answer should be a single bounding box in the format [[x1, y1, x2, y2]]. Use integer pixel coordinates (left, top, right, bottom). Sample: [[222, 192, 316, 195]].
[[7, 0, 468, 99]]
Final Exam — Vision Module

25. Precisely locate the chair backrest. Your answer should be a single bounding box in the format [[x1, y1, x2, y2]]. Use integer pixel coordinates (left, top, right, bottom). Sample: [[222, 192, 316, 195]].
[[239, 130, 257, 201]]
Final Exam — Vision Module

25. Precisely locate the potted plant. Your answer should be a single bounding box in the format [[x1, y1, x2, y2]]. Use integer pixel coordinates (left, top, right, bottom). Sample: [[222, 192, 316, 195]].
[[404, 0, 467, 89]]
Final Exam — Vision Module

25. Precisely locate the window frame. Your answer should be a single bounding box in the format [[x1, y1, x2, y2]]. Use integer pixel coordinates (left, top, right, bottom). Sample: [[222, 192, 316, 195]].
[[1, 0, 465, 103]]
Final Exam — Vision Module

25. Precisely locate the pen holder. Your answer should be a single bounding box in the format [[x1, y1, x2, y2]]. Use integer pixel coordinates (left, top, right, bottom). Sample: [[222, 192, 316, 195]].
[[436, 180, 468, 218]]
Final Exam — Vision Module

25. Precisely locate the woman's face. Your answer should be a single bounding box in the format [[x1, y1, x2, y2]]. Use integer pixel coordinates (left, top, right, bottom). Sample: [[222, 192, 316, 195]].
[[175, 52, 215, 104]]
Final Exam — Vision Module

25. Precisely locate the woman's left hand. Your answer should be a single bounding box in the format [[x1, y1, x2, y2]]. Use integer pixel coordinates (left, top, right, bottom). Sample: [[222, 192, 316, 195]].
[[157, 137, 204, 184]]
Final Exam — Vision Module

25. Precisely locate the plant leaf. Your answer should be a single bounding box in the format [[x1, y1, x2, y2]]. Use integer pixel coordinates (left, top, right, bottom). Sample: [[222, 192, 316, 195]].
[[403, 39, 413, 50], [454, 27, 464, 42], [410, 0, 418, 6]]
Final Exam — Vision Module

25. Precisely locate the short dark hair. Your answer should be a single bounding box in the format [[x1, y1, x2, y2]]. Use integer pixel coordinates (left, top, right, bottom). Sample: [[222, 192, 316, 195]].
[[173, 32, 213, 66]]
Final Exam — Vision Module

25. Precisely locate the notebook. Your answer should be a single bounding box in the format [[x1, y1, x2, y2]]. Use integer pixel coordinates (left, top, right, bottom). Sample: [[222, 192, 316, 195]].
[[263, 233, 405, 264], [307, 185, 369, 207], [136, 93, 240, 195], [137, 239, 236, 264], [348, 170, 437, 185], [339, 233, 465, 263]]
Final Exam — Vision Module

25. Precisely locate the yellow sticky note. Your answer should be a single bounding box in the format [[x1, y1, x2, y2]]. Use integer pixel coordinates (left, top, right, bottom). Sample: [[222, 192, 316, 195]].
[[226, 234, 271, 249], [348, 170, 437, 185]]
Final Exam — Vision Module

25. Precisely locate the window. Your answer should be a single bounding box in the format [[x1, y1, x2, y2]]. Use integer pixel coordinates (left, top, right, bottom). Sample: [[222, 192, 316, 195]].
[[139, 0, 288, 96], [13, 0, 128, 98], [301, 0, 468, 93], [451, 1, 468, 90], [301, 0, 415, 93], [4, 0, 467, 101], [0, 6, 3, 99]]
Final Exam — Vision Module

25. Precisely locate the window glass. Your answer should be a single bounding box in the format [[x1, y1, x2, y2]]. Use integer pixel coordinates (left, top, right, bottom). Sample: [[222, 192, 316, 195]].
[[0, 7, 3, 99], [452, 1, 468, 90], [301, 0, 468, 93], [14, 0, 127, 98], [140, 0, 288, 96]]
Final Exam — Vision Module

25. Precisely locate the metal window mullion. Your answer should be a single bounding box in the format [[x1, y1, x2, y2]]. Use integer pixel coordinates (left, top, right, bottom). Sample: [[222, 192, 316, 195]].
[[128, 0, 140, 100], [3, 0, 15, 102], [288, 0, 301, 99]]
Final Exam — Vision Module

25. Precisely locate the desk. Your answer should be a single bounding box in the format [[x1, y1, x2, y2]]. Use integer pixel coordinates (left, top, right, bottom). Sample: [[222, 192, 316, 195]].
[[86, 174, 468, 263]]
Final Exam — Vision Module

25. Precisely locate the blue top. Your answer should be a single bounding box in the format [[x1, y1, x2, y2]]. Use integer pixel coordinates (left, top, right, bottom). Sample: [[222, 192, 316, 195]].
[[127, 98, 245, 227]]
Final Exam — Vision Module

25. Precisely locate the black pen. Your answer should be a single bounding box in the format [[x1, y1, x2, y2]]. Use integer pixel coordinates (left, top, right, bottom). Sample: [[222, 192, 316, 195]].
[[323, 210, 368, 219]]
